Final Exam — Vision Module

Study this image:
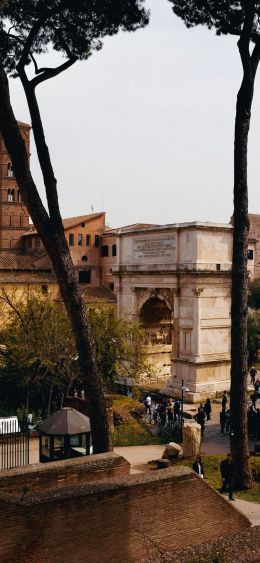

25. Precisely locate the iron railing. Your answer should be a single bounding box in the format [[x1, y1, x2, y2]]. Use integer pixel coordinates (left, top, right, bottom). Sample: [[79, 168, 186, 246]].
[[112, 422, 182, 447], [0, 419, 29, 470]]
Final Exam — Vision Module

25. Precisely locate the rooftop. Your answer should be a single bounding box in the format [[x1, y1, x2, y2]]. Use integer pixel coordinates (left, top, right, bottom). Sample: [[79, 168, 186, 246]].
[[115, 221, 233, 236], [23, 213, 105, 237], [39, 407, 91, 436]]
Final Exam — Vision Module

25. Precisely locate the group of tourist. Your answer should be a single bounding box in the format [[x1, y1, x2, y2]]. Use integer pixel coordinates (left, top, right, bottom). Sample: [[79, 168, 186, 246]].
[[144, 394, 215, 434], [144, 395, 182, 426]]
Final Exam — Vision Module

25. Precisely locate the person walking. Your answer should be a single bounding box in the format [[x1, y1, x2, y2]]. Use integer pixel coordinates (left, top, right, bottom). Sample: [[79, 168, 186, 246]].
[[220, 453, 235, 500], [204, 398, 212, 421], [192, 455, 204, 478]]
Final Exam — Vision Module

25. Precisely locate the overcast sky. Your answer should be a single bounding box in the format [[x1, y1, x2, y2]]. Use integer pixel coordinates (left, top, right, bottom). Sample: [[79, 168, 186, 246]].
[[9, 0, 260, 228]]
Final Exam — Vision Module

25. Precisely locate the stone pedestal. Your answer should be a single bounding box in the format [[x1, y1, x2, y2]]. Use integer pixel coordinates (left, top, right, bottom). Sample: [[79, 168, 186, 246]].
[[182, 422, 201, 457]]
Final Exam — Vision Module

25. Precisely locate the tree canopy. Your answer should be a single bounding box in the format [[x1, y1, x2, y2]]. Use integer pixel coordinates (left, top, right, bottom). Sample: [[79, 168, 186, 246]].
[[168, 1, 260, 40], [0, 0, 149, 79]]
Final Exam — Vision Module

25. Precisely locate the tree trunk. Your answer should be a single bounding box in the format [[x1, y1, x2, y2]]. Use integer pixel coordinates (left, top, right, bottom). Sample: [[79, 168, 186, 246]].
[[230, 61, 255, 489], [0, 66, 112, 453]]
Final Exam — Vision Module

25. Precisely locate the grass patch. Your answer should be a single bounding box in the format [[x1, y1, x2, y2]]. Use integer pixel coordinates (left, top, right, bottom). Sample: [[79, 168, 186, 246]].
[[180, 454, 260, 503], [111, 394, 145, 425], [110, 394, 161, 446], [112, 421, 161, 446]]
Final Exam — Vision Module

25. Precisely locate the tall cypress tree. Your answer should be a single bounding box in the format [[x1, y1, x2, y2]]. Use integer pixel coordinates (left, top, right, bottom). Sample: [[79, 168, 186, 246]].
[[168, 0, 260, 488]]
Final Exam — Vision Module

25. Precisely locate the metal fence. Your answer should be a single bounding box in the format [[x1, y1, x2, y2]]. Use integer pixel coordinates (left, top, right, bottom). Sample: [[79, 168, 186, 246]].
[[112, 423, 182, 447], [0, 419, 29, 470]]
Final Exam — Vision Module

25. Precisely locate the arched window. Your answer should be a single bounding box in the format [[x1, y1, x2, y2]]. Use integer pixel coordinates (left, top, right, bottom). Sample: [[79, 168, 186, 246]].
[[7, 163, 14, 178], [17, 190, 21, 202], [7, 189, 15, 202]]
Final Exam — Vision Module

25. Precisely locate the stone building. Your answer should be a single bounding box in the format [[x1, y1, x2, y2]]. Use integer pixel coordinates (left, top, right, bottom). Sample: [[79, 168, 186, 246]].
[[0, 121, 30, 250], [1, 124, 260, 400], [111, 222, 233, 401]]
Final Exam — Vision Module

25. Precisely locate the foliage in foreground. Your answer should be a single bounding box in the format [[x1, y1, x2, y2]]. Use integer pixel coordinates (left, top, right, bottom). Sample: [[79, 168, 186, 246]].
[[0, 288, 150, 412]]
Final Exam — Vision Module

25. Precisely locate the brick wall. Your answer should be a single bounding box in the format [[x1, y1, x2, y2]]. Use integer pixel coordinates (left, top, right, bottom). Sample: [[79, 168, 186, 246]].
[[0, 452, 129, 496], [0, 463, 250, 563]]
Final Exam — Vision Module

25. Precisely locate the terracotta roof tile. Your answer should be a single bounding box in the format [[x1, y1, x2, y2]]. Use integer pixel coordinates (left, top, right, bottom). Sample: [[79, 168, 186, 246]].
[[23, 213, 105, 237], [0, 253, 39, 270], [63, 213, 104, 229]]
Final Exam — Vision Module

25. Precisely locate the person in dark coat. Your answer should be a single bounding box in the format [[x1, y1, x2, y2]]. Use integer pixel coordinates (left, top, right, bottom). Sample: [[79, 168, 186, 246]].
[[220, 409, 226, 434], [192, 455, 204, 478], [220, 453, 235, 500], [204, 398, 212, 421], [250, 366, 257, 385], [251, 392, 258, 410], [225, 409, 231, 433], [173, 399, 181, 422], [195, 408, 206, 437], [221, 391, 228, 412]]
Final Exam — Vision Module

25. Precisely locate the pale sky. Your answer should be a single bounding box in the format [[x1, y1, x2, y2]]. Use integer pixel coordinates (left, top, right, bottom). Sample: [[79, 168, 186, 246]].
[[9, 0, 260, 228]]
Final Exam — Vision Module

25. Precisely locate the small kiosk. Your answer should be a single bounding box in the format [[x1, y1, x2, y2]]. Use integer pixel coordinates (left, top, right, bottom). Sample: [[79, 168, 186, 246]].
[[39, 407, 91, 463]]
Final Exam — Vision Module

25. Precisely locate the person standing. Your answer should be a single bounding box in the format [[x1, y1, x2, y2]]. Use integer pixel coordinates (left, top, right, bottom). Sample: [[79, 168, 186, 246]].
[[250, 366, 257, 385], [220, 453, 235, 500], [167, 398, 174, 425], [173, 398, 181, 422], [222, 391, 228, 412], [251, 391, 258, 410], [195, 407, 206, 437], [204, 398, 212, 421], [225, 409, 231, 433], [145, 395, 152, 416], [192, 455, 204, 478]]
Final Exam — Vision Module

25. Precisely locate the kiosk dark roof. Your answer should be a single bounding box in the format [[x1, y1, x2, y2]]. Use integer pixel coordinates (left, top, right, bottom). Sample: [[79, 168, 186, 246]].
[[39, 407, 91, 436]]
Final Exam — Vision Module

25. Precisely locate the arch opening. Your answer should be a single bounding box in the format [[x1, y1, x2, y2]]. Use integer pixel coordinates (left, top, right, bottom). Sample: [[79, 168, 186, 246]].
[[139, 297, 173, 379]]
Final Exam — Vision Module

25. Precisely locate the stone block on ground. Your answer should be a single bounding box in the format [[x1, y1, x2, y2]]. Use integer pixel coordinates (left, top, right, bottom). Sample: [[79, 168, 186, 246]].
[[162, 442, 182, 460]]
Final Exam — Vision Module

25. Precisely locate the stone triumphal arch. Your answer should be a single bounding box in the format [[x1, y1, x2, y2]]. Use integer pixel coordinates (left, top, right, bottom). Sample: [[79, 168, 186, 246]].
[[113, 222, 233, 402]]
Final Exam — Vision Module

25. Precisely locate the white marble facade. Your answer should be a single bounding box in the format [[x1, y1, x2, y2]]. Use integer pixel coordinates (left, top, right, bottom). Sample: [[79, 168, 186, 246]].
[[113, 222, 233, 402]]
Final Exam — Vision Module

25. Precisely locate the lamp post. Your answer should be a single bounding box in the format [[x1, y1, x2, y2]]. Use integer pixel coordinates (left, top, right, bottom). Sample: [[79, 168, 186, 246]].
[[181, 378, 190, 431]]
